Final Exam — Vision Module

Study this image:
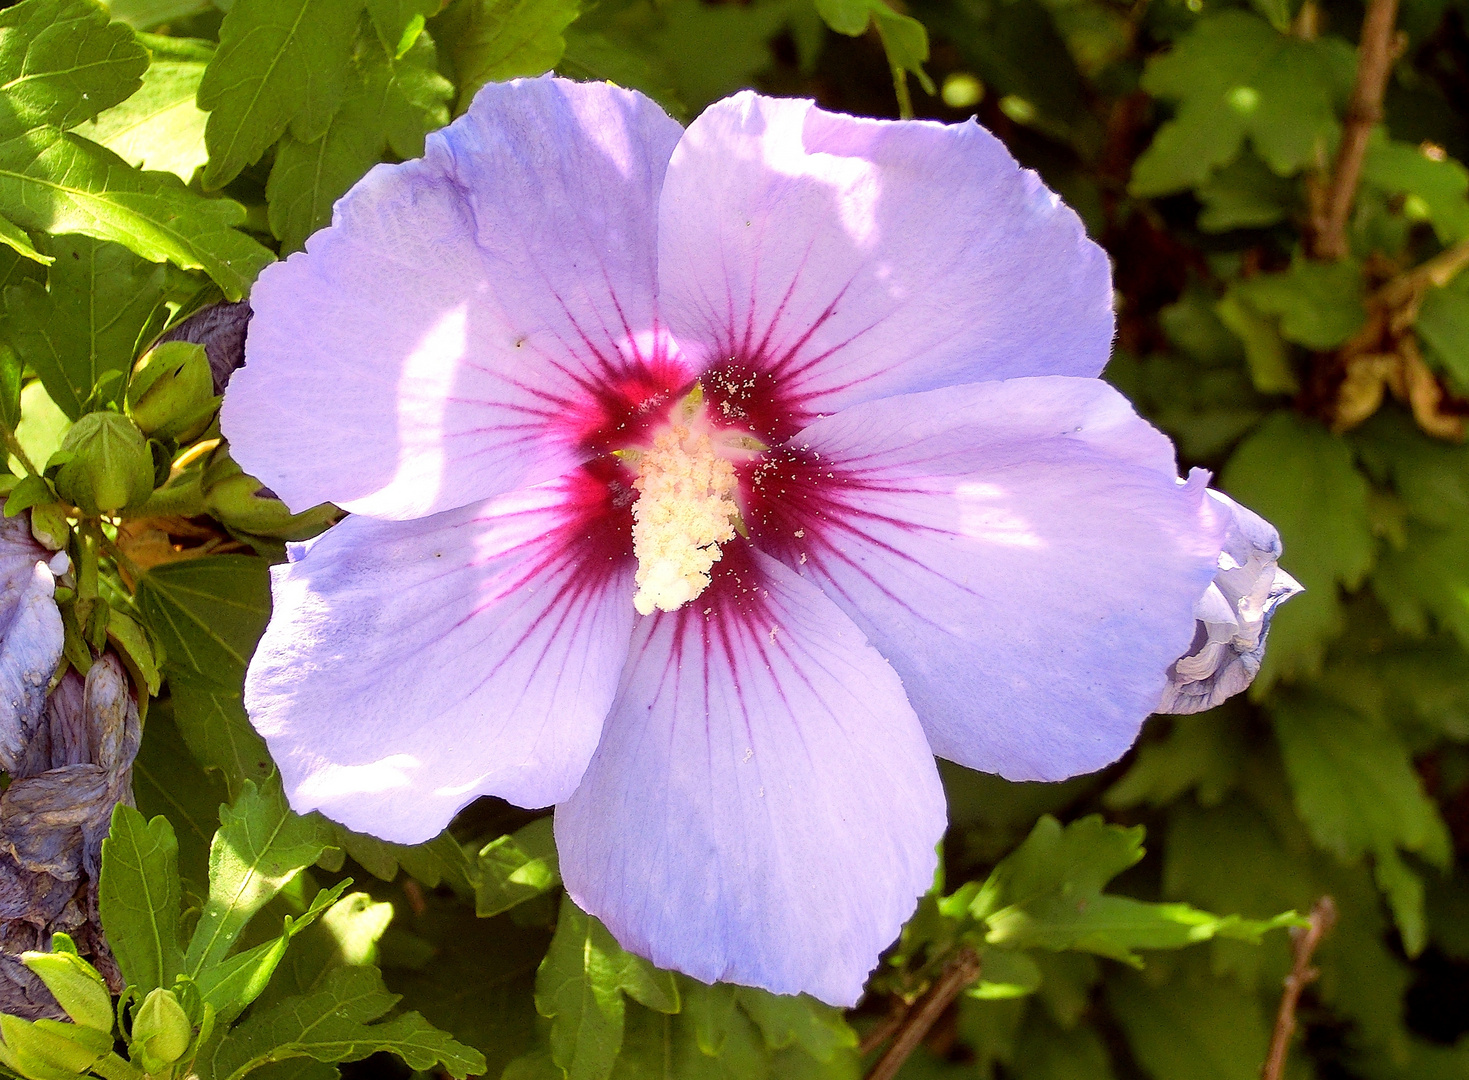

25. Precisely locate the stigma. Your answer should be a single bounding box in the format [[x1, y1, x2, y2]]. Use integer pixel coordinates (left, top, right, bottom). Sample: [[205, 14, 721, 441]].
[[629, 421, 741, 616]]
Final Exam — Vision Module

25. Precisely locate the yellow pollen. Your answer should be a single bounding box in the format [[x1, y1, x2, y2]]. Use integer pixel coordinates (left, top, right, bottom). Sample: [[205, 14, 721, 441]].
[[630, 425, 739, 616]]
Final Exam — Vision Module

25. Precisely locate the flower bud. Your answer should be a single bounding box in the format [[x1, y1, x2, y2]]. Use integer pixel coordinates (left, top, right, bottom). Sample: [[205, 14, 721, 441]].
[[126, 342, 219, 443], [131, 988, 192, 1073], [0, 1015, 111, 1080], [52, 413, 154, 514], [20, 944, 113, 1032]]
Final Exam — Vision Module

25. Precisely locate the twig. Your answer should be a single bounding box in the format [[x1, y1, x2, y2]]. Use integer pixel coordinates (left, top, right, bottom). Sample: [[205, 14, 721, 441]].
[[1376, 235, 1469, 310], [1261, 897, 1337, 1080], [858, 1003, 910, 1057], [1311, 0, 1404, 260], [865, 947, 981, 1080]]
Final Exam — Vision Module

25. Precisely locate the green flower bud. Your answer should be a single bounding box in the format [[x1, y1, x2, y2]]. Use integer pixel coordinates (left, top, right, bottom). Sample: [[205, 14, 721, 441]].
[[20, 947, 113, 1032], [126, 342, 219, 443], [131, 988, 192, 1073], [52, 413, 154, 515], [0, 1015, 111, 1080]]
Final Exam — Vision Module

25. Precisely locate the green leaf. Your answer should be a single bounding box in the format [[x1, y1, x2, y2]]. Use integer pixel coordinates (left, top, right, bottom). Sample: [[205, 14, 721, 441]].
[[968, 948, 1043, 1000], [649, 0, 791, 114], [433, 0, 581, 111], [266, 31, 451, 252], [1214, 292, 1298, 395], [0, 127, 273, 300], [132, 698, 232, 888], [1416, 272, 1469, 387], [98, 804, 185, 994], [381, 890, 547, 1077], [185, 776, 337, 977], [609, 998, 771, 1080], [734, 987, 856, 1060], [474, 816, 560, 918], [1372, 520, 1469, 648], [1130, 11, 1355, 196], [0, 211, 49, 264], [1271, 689, 1451, 954], [814, 0, 933, 115], [4, 233, 165, 418], [1361, 131, 1469, 244], [558, 26, 684, 118], [202, 965, 485, 1080], [536, 893, 680, 1080], [1221, 412, 1374, 684], [104, 0, 213, 30], [12, 379, 70, 474], [137, 554, 271, 685], [171, 677, 276, 794], [1107, 964, 1270, 1080], [195, 880, 351, 1024], [197, 0, 366, 188], [366, 0, 440, 55], [1012, 1011, 1114, 1080], [0, 341, 20, 433], [78, 36, 213, 182], [969, 816, 1300, 964], [1103, 710, 1246, 811], [1195, 153, 1294, 232], [1233, 257, 1366, 351], [0, 0, 148, 134]]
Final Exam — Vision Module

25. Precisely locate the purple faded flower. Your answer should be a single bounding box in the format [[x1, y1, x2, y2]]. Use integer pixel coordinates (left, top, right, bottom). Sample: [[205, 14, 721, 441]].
[[1158, 491, 1303, 714], [222, 77, 1290, 1005], [0, 653, 139, 1017], [0, 515, 66, 771]]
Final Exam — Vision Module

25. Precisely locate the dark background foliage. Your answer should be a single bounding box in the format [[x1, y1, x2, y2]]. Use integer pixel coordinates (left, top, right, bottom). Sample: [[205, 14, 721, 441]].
[[1, 0, 1467, 1076]]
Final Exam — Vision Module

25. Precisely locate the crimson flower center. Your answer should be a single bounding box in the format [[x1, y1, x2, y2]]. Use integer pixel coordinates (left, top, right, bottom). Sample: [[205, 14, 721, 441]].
[[620, 385, 764, 615]]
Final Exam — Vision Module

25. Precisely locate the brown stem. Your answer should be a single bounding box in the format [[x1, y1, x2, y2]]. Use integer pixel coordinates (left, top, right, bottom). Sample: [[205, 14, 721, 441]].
[[1262, 897, 1337, 1080], [865, 948, 981, 1080], [1376, 235, 1469, 310], [1311, 0, 1404, 260]]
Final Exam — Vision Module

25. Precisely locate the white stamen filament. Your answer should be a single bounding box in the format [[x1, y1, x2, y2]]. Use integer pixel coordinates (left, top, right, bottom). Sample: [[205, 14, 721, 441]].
[[630, 424, 739, 616]]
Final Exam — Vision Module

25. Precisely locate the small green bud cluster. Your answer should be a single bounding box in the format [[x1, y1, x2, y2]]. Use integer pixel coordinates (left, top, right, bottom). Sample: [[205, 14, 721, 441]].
[[0, 936, 114, 1080], [52, 413, 154, 514], [129, 989, 193, 1077]]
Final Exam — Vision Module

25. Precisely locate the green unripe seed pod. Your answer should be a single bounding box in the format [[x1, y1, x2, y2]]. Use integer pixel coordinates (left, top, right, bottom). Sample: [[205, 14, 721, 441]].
[[53, 412, 154, 514], [132, 987, 193, 1072], [126, 341, 219, 443], [20, 947, 113, 1032]]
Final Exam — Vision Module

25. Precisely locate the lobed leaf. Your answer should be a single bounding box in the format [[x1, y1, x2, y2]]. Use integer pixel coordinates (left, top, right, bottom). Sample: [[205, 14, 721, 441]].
[[535, 893, 680, 1080], [197, 0, 365, 188], [98, 804, 185, 995], [202, 964, 486, 1080], [184, 776, 338, 977], [0, 0, 148, 134], [0, 127, 272, 300], [4, 233, 165, 418]]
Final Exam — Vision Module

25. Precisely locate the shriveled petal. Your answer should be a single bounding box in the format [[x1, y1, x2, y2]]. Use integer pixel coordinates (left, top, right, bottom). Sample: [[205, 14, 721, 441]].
[[746, 377, 1226, 781], [224, 76, 688, 519], [0, 517, 63, 773], [246, 468, 637, 843], [557, 544, 945, 1006], [659, 92, 1113, 441], [1158, 489, 1303, 714]]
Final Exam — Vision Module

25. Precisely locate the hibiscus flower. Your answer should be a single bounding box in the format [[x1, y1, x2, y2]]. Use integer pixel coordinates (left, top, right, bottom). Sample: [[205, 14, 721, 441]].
[[222, 76, 1294, 1005]]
